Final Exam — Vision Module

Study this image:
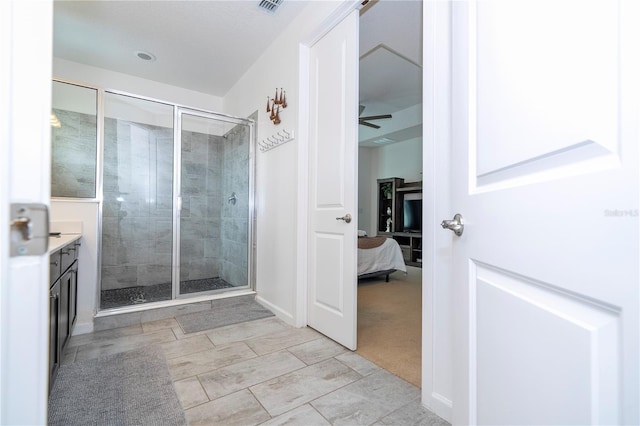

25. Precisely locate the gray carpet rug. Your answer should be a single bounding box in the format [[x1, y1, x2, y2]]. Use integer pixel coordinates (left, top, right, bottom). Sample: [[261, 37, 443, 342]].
[[48, 346, 187, 426], [176, 295, 274, 334]]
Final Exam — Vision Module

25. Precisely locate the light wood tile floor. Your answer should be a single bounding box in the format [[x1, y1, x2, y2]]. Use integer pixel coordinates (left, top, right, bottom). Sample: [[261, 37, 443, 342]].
[[64, 313, 449, 425]]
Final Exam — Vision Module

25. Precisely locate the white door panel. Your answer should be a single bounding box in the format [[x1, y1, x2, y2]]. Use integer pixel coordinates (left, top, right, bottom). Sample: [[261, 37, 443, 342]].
[[474, 263, 620, 425], [448, 1, 638, 424], [1, 1, 53, 424], [474, 1, 619, 176], [308, 10, 358, 350]]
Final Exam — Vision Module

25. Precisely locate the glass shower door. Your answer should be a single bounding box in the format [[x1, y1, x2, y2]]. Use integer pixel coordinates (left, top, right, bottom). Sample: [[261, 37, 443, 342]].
[[100, 93, 175, 309], [176, 110, 252, 297], [99, 97, 254, 310]]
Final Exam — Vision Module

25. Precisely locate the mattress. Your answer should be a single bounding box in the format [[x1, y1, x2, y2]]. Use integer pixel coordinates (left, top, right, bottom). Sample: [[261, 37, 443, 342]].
[[357, 237, 407, 276]]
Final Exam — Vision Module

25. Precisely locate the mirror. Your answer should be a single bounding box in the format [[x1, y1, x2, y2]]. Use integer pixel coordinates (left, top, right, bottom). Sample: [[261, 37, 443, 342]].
[[51, 81, 98, 198]]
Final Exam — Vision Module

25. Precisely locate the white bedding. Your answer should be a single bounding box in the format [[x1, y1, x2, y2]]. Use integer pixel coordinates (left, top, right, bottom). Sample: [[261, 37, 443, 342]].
[[357, 238, 407, 276]]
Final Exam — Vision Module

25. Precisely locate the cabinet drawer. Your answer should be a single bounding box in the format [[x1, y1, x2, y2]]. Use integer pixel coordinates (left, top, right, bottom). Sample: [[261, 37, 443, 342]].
[[60, 244, 77, 273], [49, 252, 61, 287]]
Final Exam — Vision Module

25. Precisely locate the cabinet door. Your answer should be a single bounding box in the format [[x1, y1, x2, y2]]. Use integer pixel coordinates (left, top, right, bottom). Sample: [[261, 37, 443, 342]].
[[59, 269, 71, 350], [49, 280, 60, 392], [68, 260, 77, 331]]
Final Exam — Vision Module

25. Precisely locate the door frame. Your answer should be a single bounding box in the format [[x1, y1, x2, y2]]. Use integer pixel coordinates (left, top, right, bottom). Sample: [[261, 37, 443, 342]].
[[422, 1, 454, 422], [297, 0, 453, 420]]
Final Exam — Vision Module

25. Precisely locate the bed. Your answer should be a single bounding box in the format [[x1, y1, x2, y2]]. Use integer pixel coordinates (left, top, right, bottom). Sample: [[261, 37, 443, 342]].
[[357, 235, 407, 282]]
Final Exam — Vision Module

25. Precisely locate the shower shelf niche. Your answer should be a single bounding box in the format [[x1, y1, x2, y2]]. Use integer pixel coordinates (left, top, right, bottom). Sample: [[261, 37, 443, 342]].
[[259, 129, 295, 153]]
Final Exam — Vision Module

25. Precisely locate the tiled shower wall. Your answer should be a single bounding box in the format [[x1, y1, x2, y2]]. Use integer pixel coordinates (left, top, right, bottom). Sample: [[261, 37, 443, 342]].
[[99, 117, 249, 292], [51, 108, 97, 198], [180, 123, 249, 287], [179, 130, 224, 283], [220, 124, 249, 287], [101, 119, 174, 291]]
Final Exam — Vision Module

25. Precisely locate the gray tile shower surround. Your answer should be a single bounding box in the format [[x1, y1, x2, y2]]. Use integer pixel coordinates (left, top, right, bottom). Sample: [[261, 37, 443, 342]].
[[100, 115, 250, 309], [51, 108, 98, 198], [70, 307, 449, 426], [55, 106, 251, 309]]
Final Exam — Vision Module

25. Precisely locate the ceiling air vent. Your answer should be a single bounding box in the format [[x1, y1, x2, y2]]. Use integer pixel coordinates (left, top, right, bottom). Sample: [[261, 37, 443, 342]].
[[258, 0, 283, 14]]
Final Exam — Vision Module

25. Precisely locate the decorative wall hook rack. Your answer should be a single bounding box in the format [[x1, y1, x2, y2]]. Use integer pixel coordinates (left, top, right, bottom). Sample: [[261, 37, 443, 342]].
[[266, 88, 287, 125], [259, 129, 295, 153]]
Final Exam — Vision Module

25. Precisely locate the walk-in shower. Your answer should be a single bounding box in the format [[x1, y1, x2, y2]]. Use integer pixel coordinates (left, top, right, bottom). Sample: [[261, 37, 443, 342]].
[[51, 81, 254, 312], [99, 93, 254, 309]]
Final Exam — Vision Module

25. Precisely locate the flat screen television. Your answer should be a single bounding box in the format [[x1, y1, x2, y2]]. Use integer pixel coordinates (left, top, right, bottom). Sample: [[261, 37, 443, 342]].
[[403, 198, 422, 233]]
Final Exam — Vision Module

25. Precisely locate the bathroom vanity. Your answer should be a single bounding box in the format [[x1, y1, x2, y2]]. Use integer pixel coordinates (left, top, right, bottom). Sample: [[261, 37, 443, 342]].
[[48, 235, 80, 391]]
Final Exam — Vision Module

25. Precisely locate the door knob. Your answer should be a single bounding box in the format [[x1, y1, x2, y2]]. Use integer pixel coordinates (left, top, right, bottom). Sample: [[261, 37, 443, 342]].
[[441, 213, 464, 236], [336, 213, 352, 224]]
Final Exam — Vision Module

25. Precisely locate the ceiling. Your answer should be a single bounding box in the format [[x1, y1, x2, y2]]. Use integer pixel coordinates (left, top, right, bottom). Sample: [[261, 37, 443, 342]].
[[53, 0, 422, 143]]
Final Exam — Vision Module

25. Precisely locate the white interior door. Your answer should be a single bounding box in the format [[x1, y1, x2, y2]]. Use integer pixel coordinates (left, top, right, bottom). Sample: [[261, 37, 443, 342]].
[[0, 1, 53, 424], [307, 10, 359, 350], [447, 1, 639, 424]]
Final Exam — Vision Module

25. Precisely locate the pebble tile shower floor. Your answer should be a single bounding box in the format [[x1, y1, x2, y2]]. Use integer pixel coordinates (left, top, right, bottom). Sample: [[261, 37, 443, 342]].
[[100, 277, 234, 309]]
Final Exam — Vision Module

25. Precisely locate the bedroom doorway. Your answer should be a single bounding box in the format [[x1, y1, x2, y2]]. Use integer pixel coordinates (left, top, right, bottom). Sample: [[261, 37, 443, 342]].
[[356, 0, 423, 388]]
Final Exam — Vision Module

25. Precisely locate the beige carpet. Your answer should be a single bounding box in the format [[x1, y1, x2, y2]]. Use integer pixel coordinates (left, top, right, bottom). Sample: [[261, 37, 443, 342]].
[[357, 266, 422, 387]]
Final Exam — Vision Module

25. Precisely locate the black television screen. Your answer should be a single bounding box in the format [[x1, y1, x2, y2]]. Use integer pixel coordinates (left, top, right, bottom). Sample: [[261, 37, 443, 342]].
[[403, 199, 422, 232]]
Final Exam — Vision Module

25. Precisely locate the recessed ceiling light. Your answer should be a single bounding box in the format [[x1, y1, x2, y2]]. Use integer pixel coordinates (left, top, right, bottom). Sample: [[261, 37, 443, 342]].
[[135, 51, 156, 62], [373, 137, 395, 145]]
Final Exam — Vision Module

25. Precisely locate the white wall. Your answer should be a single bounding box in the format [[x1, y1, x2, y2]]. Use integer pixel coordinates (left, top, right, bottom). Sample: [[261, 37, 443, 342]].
[[358, 147, 374, 235], [359, 137, 423, 236], [376, 137, 423, 182], [223, 1, 347, 325], [54, 58, 223, 111]]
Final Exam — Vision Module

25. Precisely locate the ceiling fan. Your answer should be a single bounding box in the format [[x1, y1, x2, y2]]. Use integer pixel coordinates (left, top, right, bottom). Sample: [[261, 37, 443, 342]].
[[358, 105, 392, 129]]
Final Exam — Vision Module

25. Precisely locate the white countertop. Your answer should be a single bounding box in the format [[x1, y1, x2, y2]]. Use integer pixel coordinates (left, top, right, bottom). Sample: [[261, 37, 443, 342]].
[[49, 234, 81, 254]]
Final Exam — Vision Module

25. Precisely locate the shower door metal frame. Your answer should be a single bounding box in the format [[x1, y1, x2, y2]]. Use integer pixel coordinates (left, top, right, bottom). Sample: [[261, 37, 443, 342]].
[[62, 81, 259, 313], [173, 107, 256, 300]]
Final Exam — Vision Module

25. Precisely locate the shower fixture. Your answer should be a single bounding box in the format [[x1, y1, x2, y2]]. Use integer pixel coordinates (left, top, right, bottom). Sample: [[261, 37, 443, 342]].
[[228, 192, 237, 205]]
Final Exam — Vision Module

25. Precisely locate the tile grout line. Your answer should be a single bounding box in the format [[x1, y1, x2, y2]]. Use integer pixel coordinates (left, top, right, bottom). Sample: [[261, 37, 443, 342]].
[[247, 386, 275, 422]]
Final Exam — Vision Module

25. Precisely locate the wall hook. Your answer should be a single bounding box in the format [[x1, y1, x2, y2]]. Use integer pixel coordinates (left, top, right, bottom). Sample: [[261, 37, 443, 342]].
[[259, 129, 296, 153]]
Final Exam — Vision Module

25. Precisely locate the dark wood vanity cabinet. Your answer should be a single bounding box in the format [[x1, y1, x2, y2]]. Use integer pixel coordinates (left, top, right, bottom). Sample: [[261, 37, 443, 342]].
[[48, 279, 60, 388], [49, 240, 80, 391]]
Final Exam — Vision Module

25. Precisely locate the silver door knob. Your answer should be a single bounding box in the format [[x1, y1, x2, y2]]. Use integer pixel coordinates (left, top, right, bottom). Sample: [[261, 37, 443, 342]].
[[336, 213, 352, 223], [441, 213, 464, 236]]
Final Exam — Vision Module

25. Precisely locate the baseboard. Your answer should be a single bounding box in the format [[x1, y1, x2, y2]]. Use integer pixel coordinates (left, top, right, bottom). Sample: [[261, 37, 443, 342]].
[[255, 295, 295, 326], [72, 320, 94, 336], [421, 390, 452, 423]]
